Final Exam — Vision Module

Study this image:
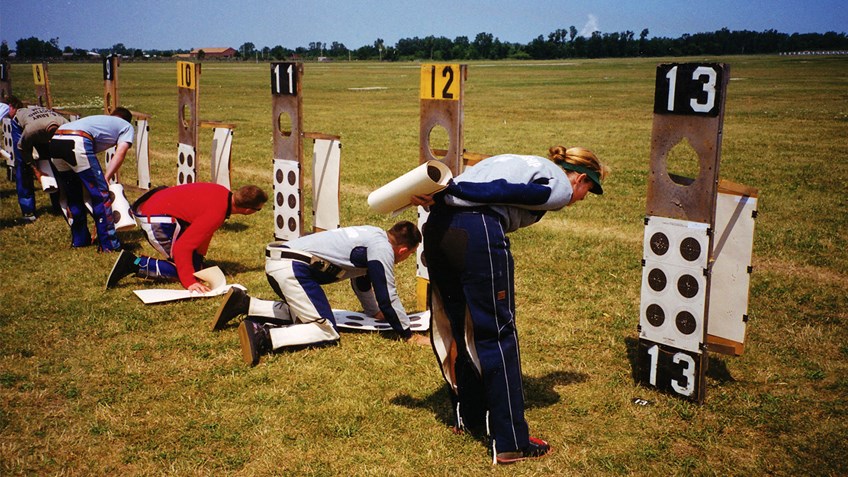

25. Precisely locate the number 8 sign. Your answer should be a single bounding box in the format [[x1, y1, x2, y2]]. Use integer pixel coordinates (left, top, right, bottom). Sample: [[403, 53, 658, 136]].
[[654, 63, 725, 117]]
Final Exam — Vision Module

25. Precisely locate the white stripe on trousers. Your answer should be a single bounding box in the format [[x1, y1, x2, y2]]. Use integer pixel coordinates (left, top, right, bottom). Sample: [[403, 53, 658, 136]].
[[264, 259, 340, 349]]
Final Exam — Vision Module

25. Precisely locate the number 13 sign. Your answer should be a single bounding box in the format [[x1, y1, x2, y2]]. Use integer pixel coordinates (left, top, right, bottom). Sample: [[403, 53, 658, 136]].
[[654, 63, 725, 117]]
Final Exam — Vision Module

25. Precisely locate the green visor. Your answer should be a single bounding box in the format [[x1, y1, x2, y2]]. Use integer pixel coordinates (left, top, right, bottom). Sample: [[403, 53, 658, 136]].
[[559, 162, 604, 195]]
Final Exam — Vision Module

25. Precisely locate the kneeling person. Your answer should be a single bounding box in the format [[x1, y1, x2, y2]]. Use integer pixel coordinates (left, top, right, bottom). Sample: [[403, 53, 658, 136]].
[[106, 183, 267, 292], [212, 221, 426, 366]]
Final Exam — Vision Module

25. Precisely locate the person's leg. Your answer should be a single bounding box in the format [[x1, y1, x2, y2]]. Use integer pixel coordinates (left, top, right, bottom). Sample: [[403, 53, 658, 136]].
[[457, 212, 531, 457], [10, 123, 36, 218], [425, 211, 489, 433], [76, 157, 120, 251], [264, 259, 340, 348], [54, 168, 92, 247]]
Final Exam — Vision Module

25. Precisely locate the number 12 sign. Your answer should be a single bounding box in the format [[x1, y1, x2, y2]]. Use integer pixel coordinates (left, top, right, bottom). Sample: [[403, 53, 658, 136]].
[[654, 63, 726, 117]]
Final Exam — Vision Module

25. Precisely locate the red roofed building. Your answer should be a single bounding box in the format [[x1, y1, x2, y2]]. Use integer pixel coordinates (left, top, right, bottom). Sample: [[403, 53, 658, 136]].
[[190, 47, 237, 58]]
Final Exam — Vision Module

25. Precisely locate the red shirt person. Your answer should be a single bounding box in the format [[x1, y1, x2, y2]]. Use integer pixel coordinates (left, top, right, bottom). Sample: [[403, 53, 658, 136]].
[[106, 183, 267, 291]]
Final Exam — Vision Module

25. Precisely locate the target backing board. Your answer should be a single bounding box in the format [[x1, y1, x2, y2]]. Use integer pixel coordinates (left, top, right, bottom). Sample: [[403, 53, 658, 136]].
[[134, 115, 151, 189], [203, 122, 235, 189], [104, 146, 118, 184], [706, 181, 759, 355], [270, 62, 304, 241], [311, 136, 341, 232]]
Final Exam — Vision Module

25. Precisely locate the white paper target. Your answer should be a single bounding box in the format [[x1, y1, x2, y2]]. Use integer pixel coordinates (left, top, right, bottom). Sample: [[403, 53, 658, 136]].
[[1, 118, 13, 167], [177, 142, 196, 185], [312, 138, 341, 230], [135, 118, 151, 189], [273, 159, 301, 240], [333, 309, 431, 331], [639, 216, 710, 353]]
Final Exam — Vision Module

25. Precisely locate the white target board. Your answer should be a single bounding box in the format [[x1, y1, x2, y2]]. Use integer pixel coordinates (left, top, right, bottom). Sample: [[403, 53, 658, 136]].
[[177, 142, 197, 185], [210, 127, 234, 189], [639, 216, 710, 353], [135, 118, 151, 189], [333, 309, 431, 332], [708, 190, 757, 349], [312, 138, 341, 231], [273, 159, 301, 240]]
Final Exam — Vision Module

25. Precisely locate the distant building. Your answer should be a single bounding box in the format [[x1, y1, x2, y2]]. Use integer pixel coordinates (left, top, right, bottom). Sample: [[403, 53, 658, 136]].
[[190, 47, 237, 59]]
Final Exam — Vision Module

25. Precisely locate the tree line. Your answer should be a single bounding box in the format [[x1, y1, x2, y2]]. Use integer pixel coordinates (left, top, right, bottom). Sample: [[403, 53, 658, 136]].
[[4, 27, 847, 62]]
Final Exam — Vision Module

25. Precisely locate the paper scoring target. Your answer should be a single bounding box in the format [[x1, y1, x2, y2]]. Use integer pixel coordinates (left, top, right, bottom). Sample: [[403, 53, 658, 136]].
[[639, 216, 710, 353], [273, 159, 301, 240], [177, 142, 196, 185], [333, 309, 431, 332]]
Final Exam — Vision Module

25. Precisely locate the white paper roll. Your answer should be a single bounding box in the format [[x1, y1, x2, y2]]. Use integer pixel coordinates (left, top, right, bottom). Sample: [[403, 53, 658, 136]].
[[109, 183, 136, 231], [367, 160, 452, 215]]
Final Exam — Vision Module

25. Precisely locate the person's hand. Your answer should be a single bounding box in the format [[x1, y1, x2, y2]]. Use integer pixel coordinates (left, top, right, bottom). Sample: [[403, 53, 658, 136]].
[[188, 282, 211, 293], [410, 193, 435, 208], [371, 311, 386, 321], [406, 333, 431, 347]]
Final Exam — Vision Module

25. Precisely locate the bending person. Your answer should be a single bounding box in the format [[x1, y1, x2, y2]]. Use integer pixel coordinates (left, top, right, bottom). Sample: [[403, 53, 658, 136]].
[[211, 221, 430, 366], [106, 183, 267, 292], [422, 146, 609, 464]]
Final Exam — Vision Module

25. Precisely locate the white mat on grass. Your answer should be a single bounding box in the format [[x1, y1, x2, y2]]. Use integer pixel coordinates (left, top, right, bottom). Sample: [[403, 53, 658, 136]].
[[133, 266, 245, 304]]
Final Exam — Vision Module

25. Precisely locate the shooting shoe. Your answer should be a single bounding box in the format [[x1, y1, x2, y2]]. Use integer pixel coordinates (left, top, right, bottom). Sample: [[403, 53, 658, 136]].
[[106, 250, 139, 289], [495, 436, 551, 465], [238, 319, 272, 366], [210, 287, 250, 331]]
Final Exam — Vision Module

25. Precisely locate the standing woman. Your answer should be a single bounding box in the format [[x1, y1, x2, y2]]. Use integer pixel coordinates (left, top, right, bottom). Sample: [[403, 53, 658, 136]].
[[422, 146, 609, 464]]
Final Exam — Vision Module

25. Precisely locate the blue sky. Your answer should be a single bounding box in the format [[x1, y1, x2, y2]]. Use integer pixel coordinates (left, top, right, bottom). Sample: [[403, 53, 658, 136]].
[[2, 0, 845, 51]]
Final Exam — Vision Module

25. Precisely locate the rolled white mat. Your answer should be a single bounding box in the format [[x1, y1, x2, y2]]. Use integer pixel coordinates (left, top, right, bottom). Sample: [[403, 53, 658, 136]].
[[36, 161, 58, 192], [367, 160, 452, 215], [109, 183, 136, 231]]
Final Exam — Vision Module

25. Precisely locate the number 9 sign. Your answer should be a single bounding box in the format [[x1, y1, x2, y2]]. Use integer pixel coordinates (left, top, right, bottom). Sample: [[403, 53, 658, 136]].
[[654, 63, 726, 117]]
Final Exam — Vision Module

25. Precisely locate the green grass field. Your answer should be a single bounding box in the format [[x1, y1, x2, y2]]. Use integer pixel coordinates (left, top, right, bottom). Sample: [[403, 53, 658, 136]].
[[1, 56, 846, 476]]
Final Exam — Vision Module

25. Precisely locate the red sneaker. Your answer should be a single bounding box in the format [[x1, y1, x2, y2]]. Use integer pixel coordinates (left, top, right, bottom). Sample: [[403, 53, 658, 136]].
[[495, 436, 551, 464]]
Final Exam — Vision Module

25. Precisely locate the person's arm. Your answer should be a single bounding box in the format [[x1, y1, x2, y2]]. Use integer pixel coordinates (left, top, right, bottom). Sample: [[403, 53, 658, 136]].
[[170, 212, 222, 289], [364, 258, 413, 339], [103, 141, 131, 183], [445, 178, 553, 207]]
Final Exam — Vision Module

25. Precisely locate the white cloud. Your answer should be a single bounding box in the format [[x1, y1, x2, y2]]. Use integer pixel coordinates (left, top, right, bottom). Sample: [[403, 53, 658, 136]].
[[580, 14, 599, 37]]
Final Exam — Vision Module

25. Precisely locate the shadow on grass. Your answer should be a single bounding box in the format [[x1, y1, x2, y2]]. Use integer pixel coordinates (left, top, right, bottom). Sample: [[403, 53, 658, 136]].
[[390, 369, 590, 432]]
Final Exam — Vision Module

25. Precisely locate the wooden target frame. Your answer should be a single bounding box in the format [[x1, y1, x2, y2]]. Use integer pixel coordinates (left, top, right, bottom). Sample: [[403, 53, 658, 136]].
[[103, 55, 119, 114], [176, 61, 200, 185], [0, 61, 11, 99], [416, 63, 467, 310], [271, 62, 304, 241], [637, 63, 731, 404], [32, 63, 52, 108]]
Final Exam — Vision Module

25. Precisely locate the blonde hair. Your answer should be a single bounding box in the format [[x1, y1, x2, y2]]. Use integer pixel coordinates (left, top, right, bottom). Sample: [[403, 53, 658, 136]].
[[548, 146, 610, 181]]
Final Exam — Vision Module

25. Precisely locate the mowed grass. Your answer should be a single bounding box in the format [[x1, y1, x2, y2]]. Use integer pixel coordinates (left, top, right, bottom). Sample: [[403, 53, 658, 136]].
[[1, 55, 846, 476]]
